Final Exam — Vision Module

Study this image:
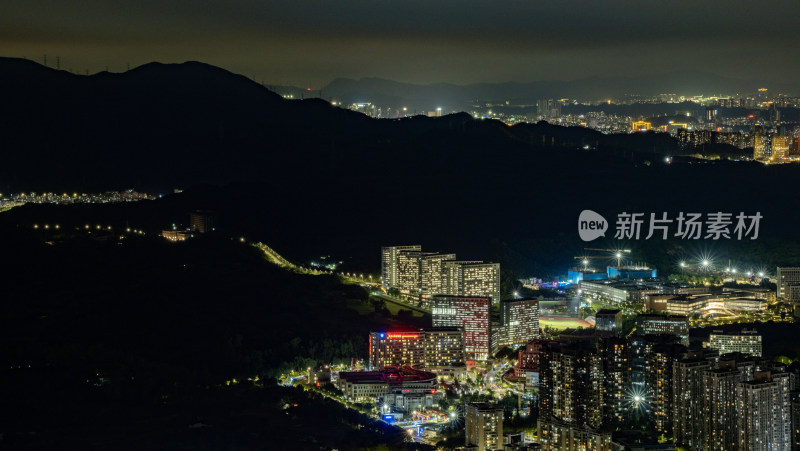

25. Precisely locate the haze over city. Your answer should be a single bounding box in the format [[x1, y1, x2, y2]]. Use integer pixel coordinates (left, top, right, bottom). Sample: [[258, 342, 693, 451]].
[[3, 0, 800, 89]]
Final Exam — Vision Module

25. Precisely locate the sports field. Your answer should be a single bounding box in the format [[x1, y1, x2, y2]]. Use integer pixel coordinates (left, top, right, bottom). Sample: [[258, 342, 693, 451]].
[[539, 316, 592, 330]]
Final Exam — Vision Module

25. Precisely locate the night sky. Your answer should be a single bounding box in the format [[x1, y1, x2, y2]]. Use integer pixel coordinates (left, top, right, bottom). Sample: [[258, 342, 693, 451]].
[[3, 0, 800, 89]]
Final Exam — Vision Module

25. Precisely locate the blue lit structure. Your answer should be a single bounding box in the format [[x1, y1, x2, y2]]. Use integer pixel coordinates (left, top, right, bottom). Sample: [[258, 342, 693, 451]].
[[607, 266, 657, 279], [568, 270, 608, 284]]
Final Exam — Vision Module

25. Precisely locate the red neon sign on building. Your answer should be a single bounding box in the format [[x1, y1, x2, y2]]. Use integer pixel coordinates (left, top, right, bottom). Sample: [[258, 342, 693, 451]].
[[386, 333, 419, 339]]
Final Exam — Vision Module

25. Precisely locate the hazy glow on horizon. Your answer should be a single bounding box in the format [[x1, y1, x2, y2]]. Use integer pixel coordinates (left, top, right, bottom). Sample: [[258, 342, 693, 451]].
[[1, 0, 799, 89]]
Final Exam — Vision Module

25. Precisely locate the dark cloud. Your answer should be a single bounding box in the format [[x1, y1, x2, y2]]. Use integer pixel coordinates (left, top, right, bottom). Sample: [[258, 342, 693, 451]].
[[2, 0, 799, 89]]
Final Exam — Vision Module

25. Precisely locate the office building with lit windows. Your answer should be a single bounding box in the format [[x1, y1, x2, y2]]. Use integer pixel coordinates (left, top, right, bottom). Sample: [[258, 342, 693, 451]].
[[432, 295, 490, 360], [369, 328, 465, 371], [381, 245, 421, 289], [772, 135, 791, 161], [369, 331, 424, 369], [420, 253, 456, 297], [444, 261, 501, 304], [707, 329, 762, 357], [420, 328, 465, 369], [580, 280, 659, 305], [465, 402, 504, 451], [635, 314, 689, 346], [499, 297, 539, 345], [381, 246, 499, 303], [395, 250, 429, 294], [777, 267, 800, 301], [337, 366, 438, 411]]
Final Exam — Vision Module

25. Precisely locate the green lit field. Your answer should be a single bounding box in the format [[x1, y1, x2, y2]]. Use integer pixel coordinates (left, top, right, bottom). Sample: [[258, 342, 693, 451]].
[[382, 300, 425, 317], [539, 316, 592, 330]]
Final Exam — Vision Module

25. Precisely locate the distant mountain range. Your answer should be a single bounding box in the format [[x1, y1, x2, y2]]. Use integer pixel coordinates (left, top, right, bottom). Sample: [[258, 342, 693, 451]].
[[268, 72, 787, 112], [0, 56, 708, 193]]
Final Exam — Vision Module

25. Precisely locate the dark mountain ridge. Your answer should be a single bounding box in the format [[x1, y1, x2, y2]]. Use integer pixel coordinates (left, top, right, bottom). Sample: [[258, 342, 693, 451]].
[[1, 56, 689, 193], [2, 57, 800, 278]]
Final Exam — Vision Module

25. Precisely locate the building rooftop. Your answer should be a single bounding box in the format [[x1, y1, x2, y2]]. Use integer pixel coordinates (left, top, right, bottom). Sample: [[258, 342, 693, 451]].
[[596, 308, 622, 315], [466, 402, 503, 411]]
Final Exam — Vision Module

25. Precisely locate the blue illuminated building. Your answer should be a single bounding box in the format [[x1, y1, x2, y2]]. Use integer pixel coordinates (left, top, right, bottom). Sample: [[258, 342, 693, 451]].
[[607, 266, 657, 279], [568, 269, 608, 284]]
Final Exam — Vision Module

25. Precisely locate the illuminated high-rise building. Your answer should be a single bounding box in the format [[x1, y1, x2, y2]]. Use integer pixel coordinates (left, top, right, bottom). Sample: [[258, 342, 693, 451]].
[[395, 250, 432, 294], [753, 126, 771, 161], [672, 349, 714, 450], [598, 336, 630, 425], [368, 331, 424, 369], [772, 135, 791, 161], [381, 245, 421, 289], [737, 370, 792, 450], [777, 267, 800, 302], [432, 295, 490, 360], [381, 246, 498, 302], [704, 358, 742, 451], [538, 341, 603, 430], [420, 252, 456, 297], [537, 99, 561, 119], [499, 297, 539, 345], [421, 327, 465, 368], [465, 402, 503, 451], [645, 341, 685, 436], [516, 339, 556, 385], [369, 328, 465, 370], [444, 260, 501, 304]]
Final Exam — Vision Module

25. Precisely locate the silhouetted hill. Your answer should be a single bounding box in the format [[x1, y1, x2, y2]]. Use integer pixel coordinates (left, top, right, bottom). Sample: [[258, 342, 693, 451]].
[[0, 57, 706, 193], [2, 58, 800, 278]]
